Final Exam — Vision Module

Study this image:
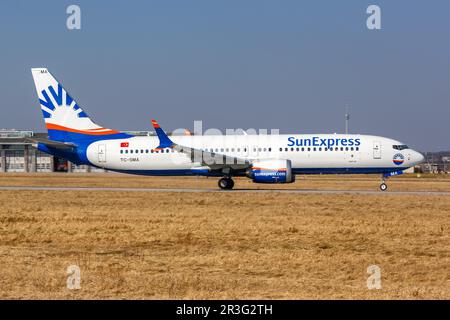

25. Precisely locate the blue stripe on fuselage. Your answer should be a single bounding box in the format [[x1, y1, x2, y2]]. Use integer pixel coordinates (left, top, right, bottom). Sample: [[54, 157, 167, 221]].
[[110, 169, 214, 176], [106, 167, 408, 177], [291, 167, 408, 175]]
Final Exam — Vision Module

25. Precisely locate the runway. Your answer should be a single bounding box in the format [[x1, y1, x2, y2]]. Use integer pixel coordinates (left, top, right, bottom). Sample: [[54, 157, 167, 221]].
[[1, 185, 450, 196]]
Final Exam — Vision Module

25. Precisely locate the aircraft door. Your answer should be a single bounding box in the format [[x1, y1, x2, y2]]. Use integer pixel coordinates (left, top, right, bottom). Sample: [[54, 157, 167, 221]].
[[98, 144, 107, 163], [373, 141, 381, 159]]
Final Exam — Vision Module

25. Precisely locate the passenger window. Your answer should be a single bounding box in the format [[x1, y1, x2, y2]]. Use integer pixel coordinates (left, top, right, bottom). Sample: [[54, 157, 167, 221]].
[[120, 150, 123, 154], [308, 147, 311, 151], [313, 147, 316, 152], [125, 150, 129, 154], [285, 148, 288, 152], [356, 147, 359, 151], [319, 147, 322, 151], [279, 148, 283, 152], [130, 150, 133, 154], [302, 148, 305, 152], [268, 148, 271, 152], [237, 148, 240, 152]]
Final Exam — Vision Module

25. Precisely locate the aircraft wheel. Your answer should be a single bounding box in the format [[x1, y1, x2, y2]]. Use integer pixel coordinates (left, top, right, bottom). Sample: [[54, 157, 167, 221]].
[[380, 183, 388, 191], [228, 178, 235, 189], [218, 177, 234, 190]]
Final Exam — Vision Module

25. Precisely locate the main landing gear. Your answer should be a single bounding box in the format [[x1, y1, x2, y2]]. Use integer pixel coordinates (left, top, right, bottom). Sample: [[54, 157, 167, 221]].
[[380, 175, 388, 191], [218, 177, 235, 190]]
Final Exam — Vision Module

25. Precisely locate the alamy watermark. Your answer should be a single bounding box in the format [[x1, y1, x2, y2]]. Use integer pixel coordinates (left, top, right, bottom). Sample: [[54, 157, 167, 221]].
[[367, 5, 382, 30], [66, 265, 81, 290], [367, 265, 382, 290], [65, 5, 381, 31], [66, 5, 81, 30], [122, 120, 281, 166]]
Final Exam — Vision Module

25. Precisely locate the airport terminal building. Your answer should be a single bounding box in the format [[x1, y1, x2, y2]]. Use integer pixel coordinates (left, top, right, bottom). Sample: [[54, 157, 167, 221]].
[[0, 129, 152, 173]]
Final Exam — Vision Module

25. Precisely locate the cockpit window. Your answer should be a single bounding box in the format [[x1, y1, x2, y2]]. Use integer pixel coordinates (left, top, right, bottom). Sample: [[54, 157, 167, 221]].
[[393, 145, 409, 150]]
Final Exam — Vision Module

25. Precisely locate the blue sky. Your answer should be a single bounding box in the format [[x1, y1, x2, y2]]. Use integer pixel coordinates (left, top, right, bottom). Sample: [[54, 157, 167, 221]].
[[0, 0, 449, 151]]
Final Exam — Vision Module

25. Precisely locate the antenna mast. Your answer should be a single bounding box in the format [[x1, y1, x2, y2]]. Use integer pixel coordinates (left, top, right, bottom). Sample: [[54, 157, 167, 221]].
[[345, 106, 350, 134]]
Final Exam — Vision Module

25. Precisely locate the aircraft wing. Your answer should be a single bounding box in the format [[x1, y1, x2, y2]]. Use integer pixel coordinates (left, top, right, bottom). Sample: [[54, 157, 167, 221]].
[[26, 137, 77, 150], [151, 119, 251, 171]]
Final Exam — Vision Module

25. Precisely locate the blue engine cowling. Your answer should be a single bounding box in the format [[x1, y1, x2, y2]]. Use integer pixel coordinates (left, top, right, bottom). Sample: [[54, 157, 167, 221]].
[[247, 159, 295, 183]]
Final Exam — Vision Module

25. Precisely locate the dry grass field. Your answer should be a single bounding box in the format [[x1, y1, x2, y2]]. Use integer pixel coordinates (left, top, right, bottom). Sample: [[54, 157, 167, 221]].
[[0, 173, 449, 299]]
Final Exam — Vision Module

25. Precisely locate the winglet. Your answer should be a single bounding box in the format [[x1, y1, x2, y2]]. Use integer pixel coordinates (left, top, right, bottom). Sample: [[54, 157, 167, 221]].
[[151, 119, 175, 150]]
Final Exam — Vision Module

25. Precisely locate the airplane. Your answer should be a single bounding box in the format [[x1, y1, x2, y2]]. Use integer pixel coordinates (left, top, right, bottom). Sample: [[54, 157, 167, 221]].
[[29, 68, 425, 191]]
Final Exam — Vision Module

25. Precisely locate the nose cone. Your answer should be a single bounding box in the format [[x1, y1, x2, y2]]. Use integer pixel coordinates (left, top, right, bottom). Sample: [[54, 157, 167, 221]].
[[414, 151, 425, 165]]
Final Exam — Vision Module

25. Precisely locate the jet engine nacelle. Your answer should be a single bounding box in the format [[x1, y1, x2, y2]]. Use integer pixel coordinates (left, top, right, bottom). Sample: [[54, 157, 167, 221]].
[[247, 159, 295, 183]]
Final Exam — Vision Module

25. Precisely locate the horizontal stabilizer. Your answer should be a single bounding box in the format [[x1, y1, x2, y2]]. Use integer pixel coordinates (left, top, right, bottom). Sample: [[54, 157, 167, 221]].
[[26, 137, 77, 150]]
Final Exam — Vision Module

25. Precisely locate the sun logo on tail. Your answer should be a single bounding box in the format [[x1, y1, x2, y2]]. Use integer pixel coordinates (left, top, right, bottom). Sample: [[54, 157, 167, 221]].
[[38, 84, 116, 134], [39, 84, 88, 119]]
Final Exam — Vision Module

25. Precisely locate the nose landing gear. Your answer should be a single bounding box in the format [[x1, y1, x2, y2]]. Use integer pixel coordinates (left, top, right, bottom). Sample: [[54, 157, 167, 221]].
[[218, 177, 235, 190], [380, 175, 388, 191]]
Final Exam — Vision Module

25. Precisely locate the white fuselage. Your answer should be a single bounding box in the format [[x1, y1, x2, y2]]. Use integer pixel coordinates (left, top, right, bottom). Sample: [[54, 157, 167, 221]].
[[86, 134, 424, 175]]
